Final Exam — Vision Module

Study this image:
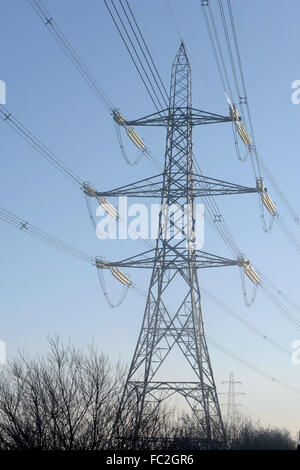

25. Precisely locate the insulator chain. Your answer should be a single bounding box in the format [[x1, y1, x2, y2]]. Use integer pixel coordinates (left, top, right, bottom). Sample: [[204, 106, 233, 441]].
[[113, 110, 146, 166]]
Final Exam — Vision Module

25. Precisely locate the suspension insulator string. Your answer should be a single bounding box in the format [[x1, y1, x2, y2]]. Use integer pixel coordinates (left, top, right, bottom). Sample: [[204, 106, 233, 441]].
[[238, 255, 260, 307], [96, 265, 129, 308], [114, 121, 144, 166]]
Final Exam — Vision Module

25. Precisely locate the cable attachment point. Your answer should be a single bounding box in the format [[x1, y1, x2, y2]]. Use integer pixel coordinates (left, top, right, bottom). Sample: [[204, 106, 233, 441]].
[[238, 255, 260, 285], [113, 109, 145, 150], [225, 92, 252, 146], [95, 258, 130, 307], [113, 110, 127, 126], [256, 178, 277, 216], [83, 183, 118, 219], [95, 258, 110, 269], [96, 258, 132, 286], [82, 183, 98, 198]]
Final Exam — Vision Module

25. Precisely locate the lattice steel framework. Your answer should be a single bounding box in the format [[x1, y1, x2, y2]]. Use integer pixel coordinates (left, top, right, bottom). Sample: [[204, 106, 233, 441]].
[[107, 43, 254, 449], [221, 373, 244, 423]]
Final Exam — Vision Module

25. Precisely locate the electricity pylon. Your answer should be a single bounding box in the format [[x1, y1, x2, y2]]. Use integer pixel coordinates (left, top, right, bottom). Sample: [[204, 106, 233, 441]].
[[221, 373, 245, 423], [95, 42, 259, 449]]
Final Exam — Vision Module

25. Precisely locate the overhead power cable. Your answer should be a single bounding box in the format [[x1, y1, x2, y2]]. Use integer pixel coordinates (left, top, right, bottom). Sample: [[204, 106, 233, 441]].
[[166, 0, 224, 106], [208, 335, 300, 395], [102, 0, 300, 324], [202, 286, 290, 356], [28, 0, 114, 112], [2, 206, 299, 397], [104, 0, 168, 111], [22, 0, 300, 326], [165, 1, 240, 258], [202, 0, 300, 242], [0, 104, 83, 188], [0, 206, 131, 307], [27, 0, 300, 264], [203, 1, 233, 100], [0, 206, 95, 265], [0, 102, 158, 253], [106, 0, 240, 259], [28, 0, 162, 168], [21, 0, 299, 404], [122, 0, 169, 104], [259, 283, 300, 331], [259, 272, 300, 314]]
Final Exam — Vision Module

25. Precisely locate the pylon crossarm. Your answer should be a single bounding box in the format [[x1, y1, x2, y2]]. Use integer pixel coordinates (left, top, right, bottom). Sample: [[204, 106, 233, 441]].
[[189, 108, 233, 126], [125, 107, 232, 127], [125, 108, 168, 126], [94, 173, 164, 198], [194, 249, 240, 268], [193, 174, 257, 196], [93, 173, 257, 198], [96, 248, 239, 269]]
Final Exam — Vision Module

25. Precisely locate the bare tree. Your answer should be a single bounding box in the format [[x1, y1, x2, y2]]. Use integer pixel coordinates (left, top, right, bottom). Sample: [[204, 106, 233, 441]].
[[0, 338, 172, 450], [0, 338, 123, 449], [224, 413, 296, 450], [0, 339, 296, 450]]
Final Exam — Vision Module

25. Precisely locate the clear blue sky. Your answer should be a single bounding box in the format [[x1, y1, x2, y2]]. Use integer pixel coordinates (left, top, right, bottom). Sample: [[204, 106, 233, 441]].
[[1, 0, 300, 436]]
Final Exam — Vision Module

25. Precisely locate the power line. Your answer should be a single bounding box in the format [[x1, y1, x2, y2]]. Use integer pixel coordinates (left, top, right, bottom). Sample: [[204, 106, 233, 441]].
[[201, 0, 300, 250], [28, 0, 300, 269], [1, 205, 299, 401], [224, 0, 300, 225], [5, 1, 298, 337], [0, 206, 132, 307], [104, 0, 163, 111], [122, 0, 169, 105], [0, 206, 95, 265], [208, 336, 300, 396], [28, 0, 114, 112], [28, 0, 163, 169], [0, 104, 84, 188], [166, 0, 224, 106], [259, 272, 300, 314], [27, 0, 244, 264], [4, 0, 297, 374], [25, 0, 300, 326], [202, 286, 290, 356], [107, 2, 241, 260]]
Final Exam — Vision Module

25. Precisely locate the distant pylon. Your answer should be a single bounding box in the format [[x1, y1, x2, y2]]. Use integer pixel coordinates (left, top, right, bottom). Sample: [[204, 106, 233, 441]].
[[221, 373, 245, 422]]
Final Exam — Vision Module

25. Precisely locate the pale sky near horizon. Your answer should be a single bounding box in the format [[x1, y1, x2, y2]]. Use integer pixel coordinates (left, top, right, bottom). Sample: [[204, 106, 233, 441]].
[[1, 0, 300, 438]]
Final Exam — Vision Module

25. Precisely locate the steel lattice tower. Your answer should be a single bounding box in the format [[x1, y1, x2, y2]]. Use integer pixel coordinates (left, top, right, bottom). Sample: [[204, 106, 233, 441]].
[[93, 41, 260, 449], [222, 373, 244, 423], [110, 43, 230, 448]]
